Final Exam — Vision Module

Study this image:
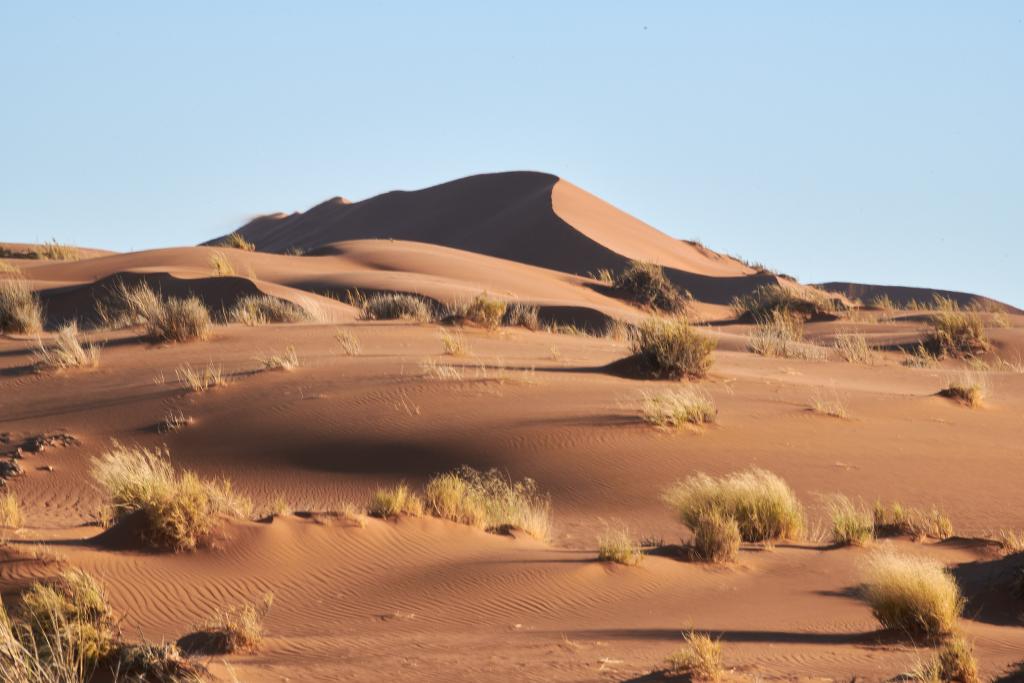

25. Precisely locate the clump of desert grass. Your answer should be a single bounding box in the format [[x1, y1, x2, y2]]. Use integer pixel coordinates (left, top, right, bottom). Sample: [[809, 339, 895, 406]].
[[217, 232, 255, 251], [32, 322, 100, 371], [191, 593, 272, 654], [257, 345, 299, 371], [420, 358, 464, 381], [0, 277, 44, 334], [732, 283, 839, 321], [663, 468, 804, 544], [613, 261, 689, 314], [98, 280, 212, 342], [938, 372, 986, 407], [808, 388, 848, 418], [641, 387, 717, 428], [175, 362, 227, 393], [463, 293, 507, 330], [440, 328, 469, 356], [425, 467, 552, 540], [911, 633, 979, 683], [367, 483, 424, 519], [209, 250, 236, 276], [0, 260, 22, 275], [629, 317, 715, 379], [0, 492, 23, 529], [596, 524, 643, 566], [360, 292, 433, 322], [873, 502, 954, 541], [747, 310, 826, 360], [691, 510, 741, 563], [35, 239, 81, 262], [833, 332, 875, 364], [860, 550, 963, 638], [90, 441, 252, 551], [827, 495, 873, 546], [226, 295, 310, 325], [926, 296, 989, 359], [334, 328, 361, 355], [503, 302, 540, 330], [158, 408, 193, 433], [665, 631, 723, 681]]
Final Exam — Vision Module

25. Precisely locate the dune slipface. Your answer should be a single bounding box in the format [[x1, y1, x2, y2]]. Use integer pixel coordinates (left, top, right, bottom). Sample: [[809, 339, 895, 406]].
[[2, 174, 1023, 682]]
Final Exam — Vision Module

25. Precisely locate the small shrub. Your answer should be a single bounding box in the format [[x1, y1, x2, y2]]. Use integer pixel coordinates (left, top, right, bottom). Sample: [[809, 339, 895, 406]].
[[833, 332, 874, 364], [732, 284, 837, 320], [692, 510, 741, 563], [641, 387, 717, 427], [226, 295, 309, 325], [175, 362, 226, 393], [257, 345, 299, 371], [335, 328, 361, 355], [927, 297, 989, 359], [939, 373, 986, 407], [368, 483, 424, 519], [424, 467, 552, 540], [663, 468, 804, 543], [111, 641, 201, 681], [209, 250, 236, 276], [748, 310, 826, 360], [504, 302, 540, 330], [596, 525, 643, 566], [614, 261, 688, 314], [36, 239, 81, 262], [873, 502, 953, 541], [360, 293, 433, 322], [464, 293, 507, 330], [913, 633, 979, 683], [0, 277, 43, 334], [219, 232, 255, 251], [195, 594, 272, 654], [665, 631, 723, 681], [809, 389, 848, 418], [149, 296, 212, 342], [860, 550, 963, 637], [827, 495, 873, 546], [440, 329, 469, 356], [0, 492, 22, 529], [629, 318, 715, 379], [90, 442, 252, 551], [33, 322, 100, 370], [96, 280, 163, 330]]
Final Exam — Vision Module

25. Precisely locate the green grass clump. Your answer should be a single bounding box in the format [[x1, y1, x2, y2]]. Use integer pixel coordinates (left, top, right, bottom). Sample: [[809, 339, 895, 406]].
[[613, 261, 689, 314], [629, 318, 716, 379], [860, 550, 963, 638], [90, 442, 252, 551], [663, 468, 804, 543], [425, 467, 552, 540], [0, 277, 44, 334]]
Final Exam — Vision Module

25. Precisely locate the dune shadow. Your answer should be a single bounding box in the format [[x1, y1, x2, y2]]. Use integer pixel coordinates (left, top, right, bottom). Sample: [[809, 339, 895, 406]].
[[951, 550, 1024, 628], [547, 627, 885, 647]]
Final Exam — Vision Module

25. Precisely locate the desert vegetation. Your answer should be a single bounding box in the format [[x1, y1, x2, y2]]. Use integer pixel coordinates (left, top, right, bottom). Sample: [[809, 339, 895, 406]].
[[747, 309, 826, 360], [36, 239, 81, 262], [190, 594, 272, 654], [914, 634, 979, 683], [860, 550, 963, 637], [335, 328, 361, 355], [629, 318, 715, 379], [0, 492, 22, 529], [424, 467, 552, 540], [209, 250, 236, 276], [463, 293, 507, 330], [440, 328, 469, 356], [175, 362, 227, 393], [640, 387, 717, 427], [596, 525, 643, 566], [32, 322, 100, 371], [691, 510, 741, 563], [665, 631, 723, 681], [926, 296, 989, 359], [226, 295, 310, 325], [503, 302, 540, 330], [808, 389, 848, 418], [612, 261, 690, 314], [833, 332, 874, 364], [939, 372, 986, 407], [732, 283, 838, 321], [99, 280, 212, 342], [90, 442, 252, 551], [827, 495, 873, 546], [368, 483, 425, 519], [360, 292, 433, 322], [0, 277, 44, 334], [257, 345, 300, 371], [873, 502, 953, 541], [218, 232, 256, 251]]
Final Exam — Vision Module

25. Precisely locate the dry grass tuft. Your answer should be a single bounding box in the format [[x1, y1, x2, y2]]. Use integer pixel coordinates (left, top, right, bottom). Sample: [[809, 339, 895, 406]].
[[504, 302, 540, 330], [425, 467, 552, 540], [368, 483, 424, 519], [149, 296, 212, 342], [748, 310, 826, 360], [360, 293, 433, 322], [614, 261, 689, 314], [420, 358, 464, 381], [629, 318, 716, 379], [0, 492, 23, 529], [809, 388, 848, 418], [218, 232, 255, 251], [97, 280, 212, 342], [827, 495, 873, 546], [227, 295, 310, 325], [257, 345, 299, 371], [91, 441, 252, 551], [664, 468, 804, 543], [596, 525, 643, 566], [209, 250, 236, 276], [732, 283, 838, 320], [0, 277, 44, 334], [175, 362, 227, 392], [692, 510, 741, 563], [641, 387, 717, 428], [860, 550, 963, 638], [0, 260, 23, 275], [36, 240, 81, 262], [873, 502, 954, 541], [833, 332, 875, 364], [912, 633, 979, 683], [665, 631, 724, 681], [440, 328, 469, 356], [32, 323, 100, 370], [939, 372, 986, 407], [927, 297, 989, 359], [196, 593, 272, 654], [158, 408, 193, 433], [334, 328, 361, 355], [464, 293, 507, 330]]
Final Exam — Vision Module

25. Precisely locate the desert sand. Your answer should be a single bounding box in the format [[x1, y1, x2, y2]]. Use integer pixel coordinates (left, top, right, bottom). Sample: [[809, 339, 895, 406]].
[[2, 172, 1023, 682]]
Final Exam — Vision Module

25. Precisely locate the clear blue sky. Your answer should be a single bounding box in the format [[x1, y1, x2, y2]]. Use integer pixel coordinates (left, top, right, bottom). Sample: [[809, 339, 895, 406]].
[[2, 2, 1021, 306]]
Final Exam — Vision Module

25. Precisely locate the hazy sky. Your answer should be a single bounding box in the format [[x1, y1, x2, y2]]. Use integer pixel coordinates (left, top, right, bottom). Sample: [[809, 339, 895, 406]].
[[2, 3, 1021, 305]]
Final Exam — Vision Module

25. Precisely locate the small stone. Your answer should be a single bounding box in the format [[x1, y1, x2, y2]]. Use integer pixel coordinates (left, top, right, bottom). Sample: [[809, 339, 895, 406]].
[[40, 465, 54, 472]]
